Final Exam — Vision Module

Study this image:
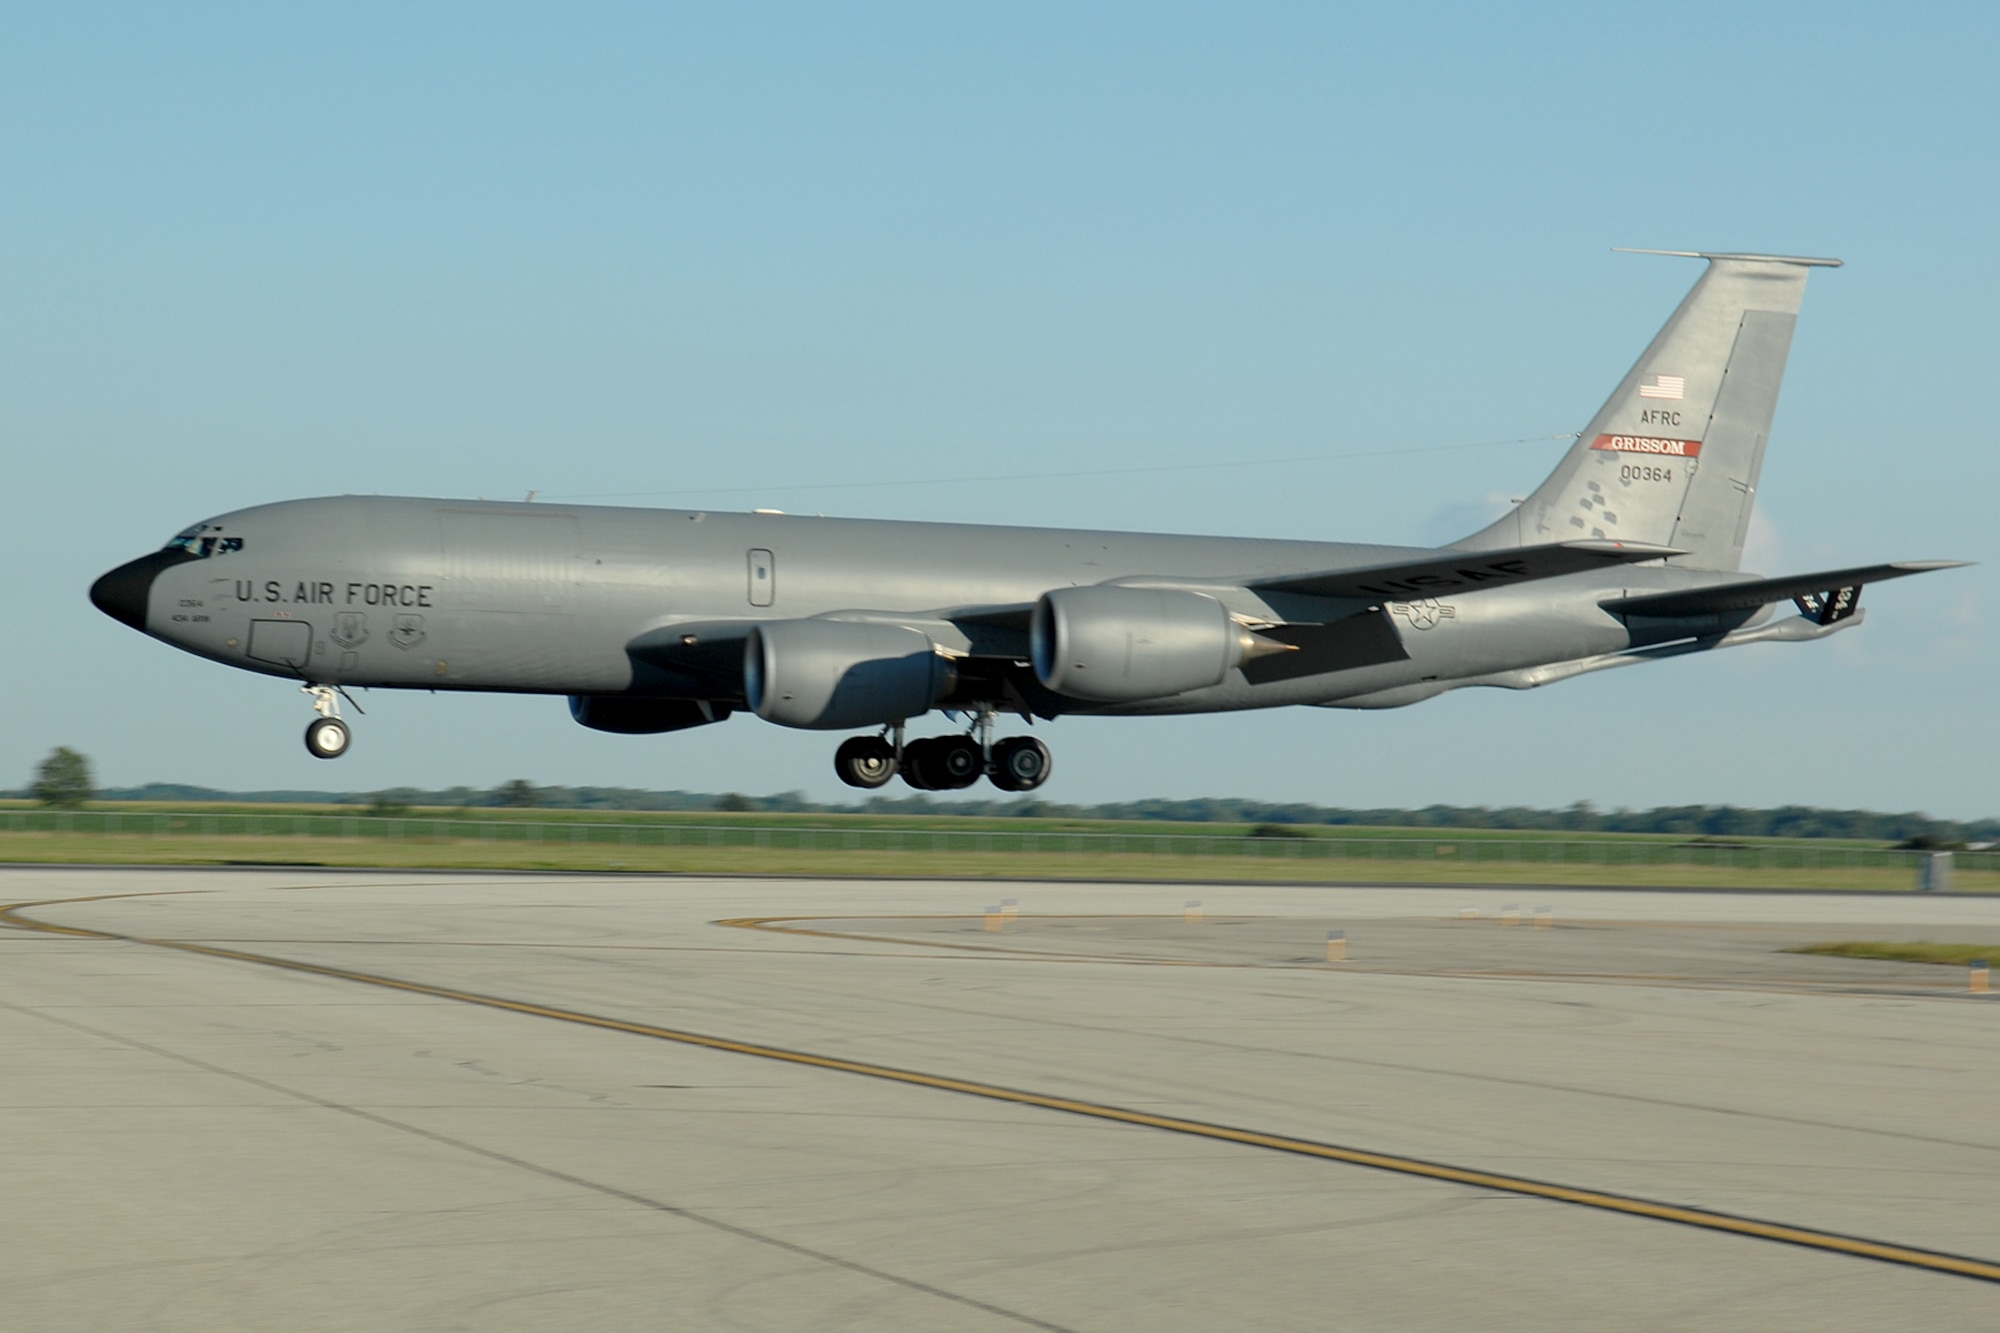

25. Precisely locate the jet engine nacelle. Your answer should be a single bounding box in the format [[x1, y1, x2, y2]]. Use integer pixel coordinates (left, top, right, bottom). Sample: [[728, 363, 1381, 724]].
[[1031, 586, 1255, 702], [745, 620, 955, 730]]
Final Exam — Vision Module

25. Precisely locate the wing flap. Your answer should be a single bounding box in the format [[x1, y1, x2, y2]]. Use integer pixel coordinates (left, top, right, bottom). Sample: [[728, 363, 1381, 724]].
[[1602, 561, 1969, 619], [1250, 540, 1683, 602]]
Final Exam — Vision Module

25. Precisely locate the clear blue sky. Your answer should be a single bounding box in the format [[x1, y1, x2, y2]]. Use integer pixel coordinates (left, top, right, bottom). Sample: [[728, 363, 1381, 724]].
[[4, 4, 1993, 814]]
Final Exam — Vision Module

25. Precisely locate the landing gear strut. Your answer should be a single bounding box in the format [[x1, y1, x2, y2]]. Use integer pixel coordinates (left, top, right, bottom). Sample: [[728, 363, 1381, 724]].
[[302, 684, 352, 760], [830, 709, 1052, 792], [967, 704, 1054, 793]]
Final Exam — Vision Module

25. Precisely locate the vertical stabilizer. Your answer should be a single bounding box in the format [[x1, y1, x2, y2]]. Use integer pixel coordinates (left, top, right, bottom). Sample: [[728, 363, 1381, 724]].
[[1454, 252, 1838, 571]]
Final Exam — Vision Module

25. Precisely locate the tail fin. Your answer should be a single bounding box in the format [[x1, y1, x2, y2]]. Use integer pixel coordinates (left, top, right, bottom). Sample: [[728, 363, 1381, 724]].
[[1454, 251, 1839, 571]]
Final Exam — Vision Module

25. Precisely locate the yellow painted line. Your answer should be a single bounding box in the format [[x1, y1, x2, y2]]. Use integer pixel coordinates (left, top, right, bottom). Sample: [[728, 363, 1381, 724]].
[[718, 913, 1022, 951], [0, 890, 191, 928], [8, 898, 2000, 1286], [714, 914, 1222, 964]]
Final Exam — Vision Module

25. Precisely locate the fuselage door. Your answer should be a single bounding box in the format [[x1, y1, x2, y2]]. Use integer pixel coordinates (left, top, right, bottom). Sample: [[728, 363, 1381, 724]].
[[747, 548, 776, 608], [246, 618, 313, 670]]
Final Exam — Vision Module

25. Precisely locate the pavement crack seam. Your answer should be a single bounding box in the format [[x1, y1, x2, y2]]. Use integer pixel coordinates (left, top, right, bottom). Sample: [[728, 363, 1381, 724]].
[[7, 897, 1999, 1289]]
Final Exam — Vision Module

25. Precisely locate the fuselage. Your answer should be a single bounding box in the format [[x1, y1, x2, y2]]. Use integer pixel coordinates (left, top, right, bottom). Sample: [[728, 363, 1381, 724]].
[[84, 256, 1940, 793], [92, 494, 1749, 718]]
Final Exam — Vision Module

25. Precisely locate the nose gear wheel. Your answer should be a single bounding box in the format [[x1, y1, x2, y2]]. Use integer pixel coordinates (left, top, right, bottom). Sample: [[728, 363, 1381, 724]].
[[300, 683, 355, 759], [304, 716, 351, 759]]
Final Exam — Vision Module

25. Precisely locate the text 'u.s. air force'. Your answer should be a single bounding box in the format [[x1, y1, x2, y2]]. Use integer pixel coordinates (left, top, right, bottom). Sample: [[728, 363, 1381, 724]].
[[235, 580, 434, 607]]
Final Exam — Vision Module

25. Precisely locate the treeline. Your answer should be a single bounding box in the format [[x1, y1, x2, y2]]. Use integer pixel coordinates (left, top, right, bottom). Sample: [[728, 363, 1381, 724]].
[[29, 782, 2000, 844]]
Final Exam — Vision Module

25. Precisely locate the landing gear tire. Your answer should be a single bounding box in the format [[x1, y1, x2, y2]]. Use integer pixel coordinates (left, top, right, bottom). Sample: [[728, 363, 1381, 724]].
[[900, 737, 939, 790], [304, 716, 351, 760], [901, 736, 983, 790], [930, 735, 984, 789], [834, 736, 897, 789], [989, 736, 1051, 792]]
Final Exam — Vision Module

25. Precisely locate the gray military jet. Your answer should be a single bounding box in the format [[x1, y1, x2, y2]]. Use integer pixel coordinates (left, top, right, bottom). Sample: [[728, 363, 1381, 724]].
[[91, 251, 1965, 791]]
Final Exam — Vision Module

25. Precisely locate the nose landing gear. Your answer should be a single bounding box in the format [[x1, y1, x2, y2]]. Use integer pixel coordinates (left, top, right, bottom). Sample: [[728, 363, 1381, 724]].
[[302, 684, 352, 760], [829, 711, 1052, 792]]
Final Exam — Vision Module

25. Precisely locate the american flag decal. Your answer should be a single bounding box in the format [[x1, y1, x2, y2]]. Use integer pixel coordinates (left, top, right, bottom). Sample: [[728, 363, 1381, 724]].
[[1638, 374, 1685, 400]]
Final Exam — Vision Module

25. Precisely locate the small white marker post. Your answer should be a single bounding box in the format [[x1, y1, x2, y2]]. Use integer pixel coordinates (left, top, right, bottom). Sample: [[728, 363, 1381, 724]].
[[1184, 899, 1204, 925], [1325, 930, 1346, 962], [1973, 959, 1990, 995], [1534, 905, 1553, 929], [1501, 903, 1520, 927]]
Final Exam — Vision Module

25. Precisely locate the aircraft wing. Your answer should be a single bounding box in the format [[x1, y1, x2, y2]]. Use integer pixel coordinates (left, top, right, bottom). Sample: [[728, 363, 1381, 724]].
[[1248, 540, 1682, 602], [1601, 561, 1969, 620], [944, 541, 1686, 648]]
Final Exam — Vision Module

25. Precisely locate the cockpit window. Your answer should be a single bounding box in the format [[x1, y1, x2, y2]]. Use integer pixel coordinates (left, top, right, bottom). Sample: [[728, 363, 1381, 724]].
[[166, 528, 245, 558]]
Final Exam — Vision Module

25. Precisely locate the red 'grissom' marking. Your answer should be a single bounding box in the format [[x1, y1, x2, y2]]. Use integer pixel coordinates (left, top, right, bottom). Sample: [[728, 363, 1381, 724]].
[[1591, 434, 1702, 457]]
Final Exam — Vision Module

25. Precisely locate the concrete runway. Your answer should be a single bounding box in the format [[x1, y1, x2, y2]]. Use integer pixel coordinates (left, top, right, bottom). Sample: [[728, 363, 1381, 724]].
[[3, 869, 1998, 1330]]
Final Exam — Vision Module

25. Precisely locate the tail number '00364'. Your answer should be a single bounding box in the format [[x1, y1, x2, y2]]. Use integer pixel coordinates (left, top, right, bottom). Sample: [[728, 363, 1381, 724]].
[[1621, 464, 1674, 483]]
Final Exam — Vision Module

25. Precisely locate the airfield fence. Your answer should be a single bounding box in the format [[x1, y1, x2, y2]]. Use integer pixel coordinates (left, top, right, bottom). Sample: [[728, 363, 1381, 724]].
[[2, 808, 1994, 878]]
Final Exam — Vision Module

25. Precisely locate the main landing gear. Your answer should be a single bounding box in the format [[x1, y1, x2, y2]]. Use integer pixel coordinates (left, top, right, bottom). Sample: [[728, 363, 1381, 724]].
[[832, 712, 1052, 793], [301, 684, 352, 760]]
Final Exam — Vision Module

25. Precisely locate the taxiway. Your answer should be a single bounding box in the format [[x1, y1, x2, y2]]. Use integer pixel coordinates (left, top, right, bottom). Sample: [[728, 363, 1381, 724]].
[[3, 868, 1997, 1330]]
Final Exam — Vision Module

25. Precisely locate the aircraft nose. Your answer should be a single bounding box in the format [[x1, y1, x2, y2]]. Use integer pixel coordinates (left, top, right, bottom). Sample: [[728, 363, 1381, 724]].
[[90, 551, 189, 632]]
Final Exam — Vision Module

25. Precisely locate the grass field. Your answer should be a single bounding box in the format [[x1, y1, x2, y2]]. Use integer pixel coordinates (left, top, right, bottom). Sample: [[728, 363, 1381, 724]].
[[1, 802, 1993, 891]]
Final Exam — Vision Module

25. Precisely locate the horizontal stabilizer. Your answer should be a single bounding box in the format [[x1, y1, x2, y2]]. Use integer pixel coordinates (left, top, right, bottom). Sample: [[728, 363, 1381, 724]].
[[1611, 248, 1844, 267], [1602, 561, 1969, 619], [1252, 540, 1682, 602]]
